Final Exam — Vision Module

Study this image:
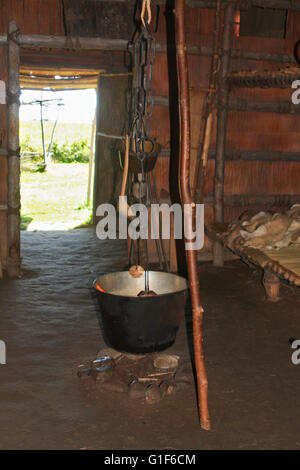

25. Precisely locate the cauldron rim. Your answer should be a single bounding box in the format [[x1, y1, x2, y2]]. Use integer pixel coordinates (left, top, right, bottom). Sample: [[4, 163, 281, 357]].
[[93, 270, 188, 299]]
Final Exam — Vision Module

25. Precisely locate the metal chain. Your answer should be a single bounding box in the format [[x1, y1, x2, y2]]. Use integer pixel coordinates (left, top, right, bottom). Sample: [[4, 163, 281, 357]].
[[130, 21, 156, 181], [128, 3, 157, 292]]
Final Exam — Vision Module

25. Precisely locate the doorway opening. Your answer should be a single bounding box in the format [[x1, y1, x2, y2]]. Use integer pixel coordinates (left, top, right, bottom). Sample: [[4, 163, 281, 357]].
[[20, 86, 97, 231]]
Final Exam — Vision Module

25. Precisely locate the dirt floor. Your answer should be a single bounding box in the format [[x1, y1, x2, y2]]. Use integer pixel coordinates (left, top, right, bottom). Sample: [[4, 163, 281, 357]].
[[0, 227, 300, 450]]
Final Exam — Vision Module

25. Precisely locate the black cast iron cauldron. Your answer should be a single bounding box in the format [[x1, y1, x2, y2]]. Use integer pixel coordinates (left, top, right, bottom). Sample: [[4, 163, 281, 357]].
[[93, 271, 188, 354]]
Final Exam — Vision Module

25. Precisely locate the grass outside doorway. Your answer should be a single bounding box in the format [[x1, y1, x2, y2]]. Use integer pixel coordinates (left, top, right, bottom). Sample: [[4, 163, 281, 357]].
[[21, 163, 92, 231]]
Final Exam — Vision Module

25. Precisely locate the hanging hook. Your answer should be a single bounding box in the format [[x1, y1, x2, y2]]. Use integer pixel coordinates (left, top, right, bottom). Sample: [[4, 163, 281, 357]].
[[141, 0, 152, 27]]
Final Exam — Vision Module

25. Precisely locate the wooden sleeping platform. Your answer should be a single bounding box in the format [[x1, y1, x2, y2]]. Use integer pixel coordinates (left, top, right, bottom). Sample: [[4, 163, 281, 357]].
[[206, 223, 300, 302]]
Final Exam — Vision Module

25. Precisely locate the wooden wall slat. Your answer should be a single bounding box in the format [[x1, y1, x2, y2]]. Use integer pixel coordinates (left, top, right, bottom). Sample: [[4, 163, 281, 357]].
[[4, 0, 24, 28], [203, 161, 300, 196], [22, 0, 41, 34], [38, 0, 52, 37]]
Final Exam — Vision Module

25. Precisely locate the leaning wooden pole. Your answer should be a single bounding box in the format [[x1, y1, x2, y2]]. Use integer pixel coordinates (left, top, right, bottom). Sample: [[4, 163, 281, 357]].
[[175, 0, 210, 430], [213, 2, 235, 267], [194, 0, 221, 204], [7, 20, 21, 278]]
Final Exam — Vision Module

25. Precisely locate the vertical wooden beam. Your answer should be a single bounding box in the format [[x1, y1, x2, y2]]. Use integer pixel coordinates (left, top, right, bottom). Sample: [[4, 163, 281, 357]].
[[263, 270, 280, 302], [213, 2, 235, 267], [0, 46, 8, 274], [7, 20, 21, 278], [93, 73, 131, 223], [87, 109, 96, 206], [169, 211, 178, 273]]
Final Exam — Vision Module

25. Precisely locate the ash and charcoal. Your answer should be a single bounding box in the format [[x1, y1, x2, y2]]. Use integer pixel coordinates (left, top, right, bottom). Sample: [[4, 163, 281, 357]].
[[77, 348, 193, 404]]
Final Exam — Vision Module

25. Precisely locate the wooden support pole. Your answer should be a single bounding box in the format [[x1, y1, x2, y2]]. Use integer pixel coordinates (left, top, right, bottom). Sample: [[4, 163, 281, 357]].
[[7, 20, 21, 279], [263, 270, 280, 302], [0, 43, 8, 274], [0, 34, 129, 51], [39, 97, 47, 169], [237, 150, 300, 162], [87, 110, 96, 206], [208, 149, 300, 162], [229, 97, 300, 114], [0, 34, 295, 64], [185, 0, 300, 10], [213, 2, 235, 267], [169, 212, 178, 273], [175, 0, 210, 431], [67, 0, 300, 11], [157, 147, 300, 162], [155, 95, 300, 113], [204, 193, 300, 206], [156, 94, 300, 113], [230, 48, 295, 64]]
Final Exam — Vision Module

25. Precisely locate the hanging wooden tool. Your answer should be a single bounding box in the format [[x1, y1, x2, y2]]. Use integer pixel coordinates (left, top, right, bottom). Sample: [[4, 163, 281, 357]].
[[189, 87, 206, 195], [175, 0, 210, 430], [194, 0, 222, 204]]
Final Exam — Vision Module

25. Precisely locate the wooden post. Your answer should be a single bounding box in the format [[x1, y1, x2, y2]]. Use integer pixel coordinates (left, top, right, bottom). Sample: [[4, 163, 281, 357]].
[[213, 2, 235, 267], [93, 73, 131, 223], [175, 0, 210, 431], [185, 0, 300, 10], [39, 96, 47, 170], [0, 33, 295, 63], [87, 109, 96, 206], [263, 270, 280, 302], [0, 46, 8, 274], [7, 20, 21, 279], [229, 97, 300, 114], [169, 211, 178, 273]]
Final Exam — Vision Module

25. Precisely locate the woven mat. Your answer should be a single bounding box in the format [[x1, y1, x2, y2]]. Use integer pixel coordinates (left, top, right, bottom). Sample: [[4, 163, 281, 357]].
[[261, 245, 300, 278]]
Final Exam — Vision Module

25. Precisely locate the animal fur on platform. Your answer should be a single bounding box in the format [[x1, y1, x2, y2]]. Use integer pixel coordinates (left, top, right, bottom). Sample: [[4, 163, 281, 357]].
[[224, 204, 300, 251]]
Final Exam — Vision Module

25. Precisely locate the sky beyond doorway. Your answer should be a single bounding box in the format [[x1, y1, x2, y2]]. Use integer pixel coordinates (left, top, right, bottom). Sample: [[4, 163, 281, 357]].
[[20, 88, 97, 124], [20, 88, 97, 231]]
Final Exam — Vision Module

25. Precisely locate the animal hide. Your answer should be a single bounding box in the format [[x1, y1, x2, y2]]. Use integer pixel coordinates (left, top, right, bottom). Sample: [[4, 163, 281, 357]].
[[223, 205, 300, 251]]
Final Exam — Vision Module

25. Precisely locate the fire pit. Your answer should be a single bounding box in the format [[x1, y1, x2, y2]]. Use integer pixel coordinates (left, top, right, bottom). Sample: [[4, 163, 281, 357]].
[[78, 349, 194, 404], [93, 271, 188, 354]]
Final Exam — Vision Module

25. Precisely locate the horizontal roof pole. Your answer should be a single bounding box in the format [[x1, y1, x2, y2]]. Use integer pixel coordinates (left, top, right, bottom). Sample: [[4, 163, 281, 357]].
[[0, 33, 295, 64], [0, 34, 128, 51], [185, 0, 300, 10], [90, 0, 300, 10]]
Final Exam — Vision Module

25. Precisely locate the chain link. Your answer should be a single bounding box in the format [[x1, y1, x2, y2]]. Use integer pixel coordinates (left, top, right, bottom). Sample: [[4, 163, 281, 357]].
[[128, 6, 157, 289], [130, 22, 156, 181]]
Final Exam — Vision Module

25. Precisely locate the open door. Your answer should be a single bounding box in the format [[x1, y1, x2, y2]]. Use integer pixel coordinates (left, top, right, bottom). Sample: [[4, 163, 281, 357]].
[[93, 73, 131, 221]]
